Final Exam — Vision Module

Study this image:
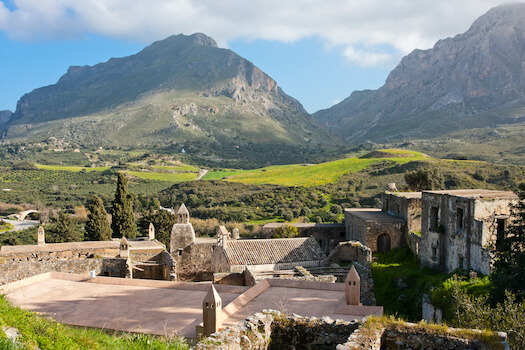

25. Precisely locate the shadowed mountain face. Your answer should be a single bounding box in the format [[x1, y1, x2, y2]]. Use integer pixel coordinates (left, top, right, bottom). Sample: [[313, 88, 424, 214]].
[[313, 4, 525, 144], [4, 33, 337, 155], [0, 110, 12, 126]]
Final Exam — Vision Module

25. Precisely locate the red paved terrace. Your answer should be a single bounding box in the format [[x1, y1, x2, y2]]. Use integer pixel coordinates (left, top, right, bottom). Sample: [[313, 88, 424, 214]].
[[2, 272, 382, 339]]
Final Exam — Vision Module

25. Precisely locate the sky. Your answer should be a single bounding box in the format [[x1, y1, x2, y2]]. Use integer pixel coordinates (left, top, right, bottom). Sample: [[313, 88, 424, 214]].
[[0, 0, 517, 114]]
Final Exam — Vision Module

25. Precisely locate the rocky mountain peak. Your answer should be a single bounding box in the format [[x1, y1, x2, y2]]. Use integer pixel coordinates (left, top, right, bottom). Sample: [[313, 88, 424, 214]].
[[313, 4, 525, 144]]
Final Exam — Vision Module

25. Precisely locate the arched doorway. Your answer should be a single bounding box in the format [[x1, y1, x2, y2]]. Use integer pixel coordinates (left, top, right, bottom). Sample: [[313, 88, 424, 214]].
[[377, 233, 391, 253]]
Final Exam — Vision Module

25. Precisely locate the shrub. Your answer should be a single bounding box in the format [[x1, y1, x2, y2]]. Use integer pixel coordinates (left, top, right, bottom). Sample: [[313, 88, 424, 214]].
[[273, 224, 299, 238]]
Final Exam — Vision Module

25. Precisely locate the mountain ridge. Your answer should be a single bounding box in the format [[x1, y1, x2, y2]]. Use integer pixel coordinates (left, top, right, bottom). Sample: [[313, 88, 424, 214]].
[[2, 33, 338, 166], [313, 3, 525, 144]]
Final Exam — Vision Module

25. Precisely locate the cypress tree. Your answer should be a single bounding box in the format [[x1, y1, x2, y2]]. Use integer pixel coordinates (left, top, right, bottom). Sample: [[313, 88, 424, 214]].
[[51, 211, 80, 242], [85, 195, 112, 241], [492, 183, 525, 301], [111, 173, 137, 238]]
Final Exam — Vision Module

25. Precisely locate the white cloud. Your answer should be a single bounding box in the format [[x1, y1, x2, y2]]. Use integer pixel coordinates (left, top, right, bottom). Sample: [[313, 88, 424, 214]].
[[342, 45, 398, 68], [0, 0, 514, 65]]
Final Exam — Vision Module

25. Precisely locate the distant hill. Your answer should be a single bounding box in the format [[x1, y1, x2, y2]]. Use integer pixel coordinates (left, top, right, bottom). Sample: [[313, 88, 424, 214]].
[[3, 33, 338, 166], [313, 4, 525, 146]]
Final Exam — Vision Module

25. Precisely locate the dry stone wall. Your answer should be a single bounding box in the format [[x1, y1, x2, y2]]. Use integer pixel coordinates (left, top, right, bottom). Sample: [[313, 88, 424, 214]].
[[338, 322, 508, 350], [195, 311, 359, 350]]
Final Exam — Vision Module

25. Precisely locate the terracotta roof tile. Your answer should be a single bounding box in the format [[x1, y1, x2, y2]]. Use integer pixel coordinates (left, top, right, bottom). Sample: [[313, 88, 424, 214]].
[[223, 237, 326, 266]]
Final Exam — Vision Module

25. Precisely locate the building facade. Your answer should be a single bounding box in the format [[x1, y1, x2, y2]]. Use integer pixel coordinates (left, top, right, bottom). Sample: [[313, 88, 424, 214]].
[[420, 189, 517, 275]]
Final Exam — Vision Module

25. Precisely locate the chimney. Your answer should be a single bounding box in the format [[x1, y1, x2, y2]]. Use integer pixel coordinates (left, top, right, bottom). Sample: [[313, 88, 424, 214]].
[[177, 203, 190, 224], [345, 265, 361, 306], [120, 236, 129, 258], [148, 223, 155, 240], [216, 226, 229, 247], [203, 285, 222, 336], [37, 226, 45, 246]]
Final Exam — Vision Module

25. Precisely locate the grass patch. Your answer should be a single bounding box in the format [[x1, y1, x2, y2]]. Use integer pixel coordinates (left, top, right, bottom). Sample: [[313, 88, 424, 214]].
[[152, 165, 199, 172], [203, 150, 426, 187], [125, 171, 197, 182], [0, 220, 14, 232], [372, 247, 492, 322], [0, 295, 188, 350], [372, 247, 449, 321], [35, 164, 112, 172]]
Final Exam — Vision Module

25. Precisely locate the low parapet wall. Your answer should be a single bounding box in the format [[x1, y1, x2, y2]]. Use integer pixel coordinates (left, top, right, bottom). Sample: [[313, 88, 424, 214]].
[[0, 258, 128, 285]]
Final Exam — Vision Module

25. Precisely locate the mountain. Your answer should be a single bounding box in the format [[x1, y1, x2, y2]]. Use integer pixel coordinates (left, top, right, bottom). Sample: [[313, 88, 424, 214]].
[[313, 4, 525, 145], [3, 33, 338, 165], [0, 110, 12, 127]]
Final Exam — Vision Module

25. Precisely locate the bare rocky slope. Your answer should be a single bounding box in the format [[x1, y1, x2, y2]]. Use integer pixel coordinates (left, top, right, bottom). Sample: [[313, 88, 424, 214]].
[[313, 4, 525, 145], [2, 33, 338, 164]]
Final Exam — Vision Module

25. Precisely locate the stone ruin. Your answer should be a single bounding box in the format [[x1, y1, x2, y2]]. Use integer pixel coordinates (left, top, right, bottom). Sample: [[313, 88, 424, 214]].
[[196, 310, 508, 350]]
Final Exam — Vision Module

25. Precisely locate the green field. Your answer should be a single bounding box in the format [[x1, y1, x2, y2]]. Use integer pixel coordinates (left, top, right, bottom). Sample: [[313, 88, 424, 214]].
[[152, 164, 199, 172], [36, 164, 112, 172], [126, 171, 198, 182], [203, 150, 427, 186]]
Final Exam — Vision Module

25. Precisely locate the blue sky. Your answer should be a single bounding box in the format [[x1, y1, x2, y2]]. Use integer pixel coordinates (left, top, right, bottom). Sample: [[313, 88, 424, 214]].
[[0, 0, 514, 114]]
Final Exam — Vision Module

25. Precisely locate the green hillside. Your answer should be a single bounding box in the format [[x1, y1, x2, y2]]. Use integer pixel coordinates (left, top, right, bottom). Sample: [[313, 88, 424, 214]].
[[203, 150, 426, 186]]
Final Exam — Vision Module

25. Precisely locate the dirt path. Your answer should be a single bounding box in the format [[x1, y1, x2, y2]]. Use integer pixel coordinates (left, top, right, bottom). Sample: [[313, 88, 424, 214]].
[[195, 169, 209, 180]]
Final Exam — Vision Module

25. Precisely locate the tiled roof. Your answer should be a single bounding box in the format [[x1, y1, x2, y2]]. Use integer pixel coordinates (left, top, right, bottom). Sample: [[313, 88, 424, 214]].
[[222, 237, 326, 266]]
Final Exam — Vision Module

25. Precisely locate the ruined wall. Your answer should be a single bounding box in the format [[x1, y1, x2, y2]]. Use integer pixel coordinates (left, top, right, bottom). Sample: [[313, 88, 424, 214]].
[[213, 272, 245, 286], [326, 241, 372, 269], [407, 232, 421, 258], [0, 258, 128, 285], [338, 322, 508, 350], [421, 192, 515, 274], [345, 212, 405, 252], [195, 311, 359, 350], [177, 242, 215, 281], [366, 221, 405, 252], [382, 193, 421, 233], [128, 250, 177, 281]]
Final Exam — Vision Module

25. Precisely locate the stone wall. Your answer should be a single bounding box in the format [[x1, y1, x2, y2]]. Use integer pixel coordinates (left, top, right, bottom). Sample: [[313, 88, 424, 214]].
[[407, 232, 421, 258], [0, 247, 119, 263], [337, 321, 508, 350], [420, 192, 515, 274], [195, 311, 359, 350], [326, 241, 372, 269], [344, 210, 405, 252], [421, 294, 443, 324], [130, 251, 177, 281], [262, 223, 346, 254], [0, 258, 128, 285], [213, 272, 245, 286], [177, 242, 215, 281], [382, 192, 421, 233]]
